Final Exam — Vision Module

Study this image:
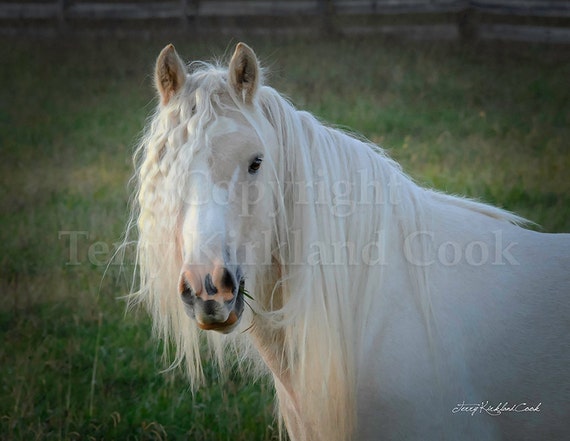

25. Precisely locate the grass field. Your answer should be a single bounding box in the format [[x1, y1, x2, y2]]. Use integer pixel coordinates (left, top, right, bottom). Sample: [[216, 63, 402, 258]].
[[1, 34, 569, 440]]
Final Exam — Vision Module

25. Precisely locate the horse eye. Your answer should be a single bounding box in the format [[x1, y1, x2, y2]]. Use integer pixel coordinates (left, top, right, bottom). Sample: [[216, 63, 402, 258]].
[[248, 156, 263, 175]]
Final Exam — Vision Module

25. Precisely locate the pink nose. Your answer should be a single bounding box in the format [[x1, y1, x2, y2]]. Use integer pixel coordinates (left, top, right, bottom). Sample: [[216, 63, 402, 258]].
[[178, 264, 243, 333], [179, 264, 237, 303]]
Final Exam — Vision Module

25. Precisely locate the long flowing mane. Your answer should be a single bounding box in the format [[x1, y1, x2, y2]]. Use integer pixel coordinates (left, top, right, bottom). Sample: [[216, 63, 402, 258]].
[[125, 48, 529, 441]]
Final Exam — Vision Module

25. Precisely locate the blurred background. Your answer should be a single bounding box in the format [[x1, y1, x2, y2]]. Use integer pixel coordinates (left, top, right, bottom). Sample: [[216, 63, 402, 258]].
[[1, 1, 569, 440]]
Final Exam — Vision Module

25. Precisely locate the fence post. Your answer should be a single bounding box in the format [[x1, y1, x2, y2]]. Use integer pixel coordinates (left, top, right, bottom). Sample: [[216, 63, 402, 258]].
[[318, 0, 337, 36], [458, 6, 479, 42], [58, 0, 68, 32], [180, 0, 188, 31], [183, 0, 200, 33]]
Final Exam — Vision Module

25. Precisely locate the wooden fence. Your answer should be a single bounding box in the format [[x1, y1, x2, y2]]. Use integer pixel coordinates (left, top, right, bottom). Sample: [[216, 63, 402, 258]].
[[1, 1, 569, 42]]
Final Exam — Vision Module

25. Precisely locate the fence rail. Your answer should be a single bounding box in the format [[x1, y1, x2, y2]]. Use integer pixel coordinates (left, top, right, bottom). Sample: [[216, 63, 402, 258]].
[[1, 0, 569, 42]]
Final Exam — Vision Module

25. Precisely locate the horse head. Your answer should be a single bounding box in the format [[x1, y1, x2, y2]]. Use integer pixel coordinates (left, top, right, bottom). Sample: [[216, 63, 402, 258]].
[[152, 43, 276, 334]]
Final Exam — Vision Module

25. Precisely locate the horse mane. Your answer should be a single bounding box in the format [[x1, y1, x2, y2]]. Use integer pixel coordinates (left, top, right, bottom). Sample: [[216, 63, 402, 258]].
[[124, 58, 527, 440]]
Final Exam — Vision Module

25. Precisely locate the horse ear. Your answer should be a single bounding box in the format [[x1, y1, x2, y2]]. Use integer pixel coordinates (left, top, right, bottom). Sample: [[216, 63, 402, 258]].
[[228, 42, 259, 105], [155, 44, 187, 105]]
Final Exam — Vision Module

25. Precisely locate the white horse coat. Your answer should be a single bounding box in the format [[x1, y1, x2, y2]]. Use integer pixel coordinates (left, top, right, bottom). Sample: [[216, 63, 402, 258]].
[[358, 206, 569, 440], [128, 42, 570, 441]]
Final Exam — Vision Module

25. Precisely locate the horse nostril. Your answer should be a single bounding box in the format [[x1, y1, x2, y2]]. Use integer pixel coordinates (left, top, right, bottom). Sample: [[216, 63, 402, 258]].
[[204, 273, 218, 296], [221, 267, 236, 292], [179, 275, 194, 300]]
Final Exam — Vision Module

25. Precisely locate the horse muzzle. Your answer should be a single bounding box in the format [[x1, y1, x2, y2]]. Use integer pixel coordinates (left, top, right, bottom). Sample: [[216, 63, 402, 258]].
[[178, 264, 245, 334]]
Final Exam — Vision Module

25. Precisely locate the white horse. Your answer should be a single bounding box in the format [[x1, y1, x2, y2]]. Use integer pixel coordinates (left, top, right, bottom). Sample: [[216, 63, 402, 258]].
[[127, 42, 570, 440]]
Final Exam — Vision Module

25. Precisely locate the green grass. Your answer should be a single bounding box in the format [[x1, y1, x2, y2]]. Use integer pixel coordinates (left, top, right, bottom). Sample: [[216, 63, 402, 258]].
[[1, 35, 569, 440]]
